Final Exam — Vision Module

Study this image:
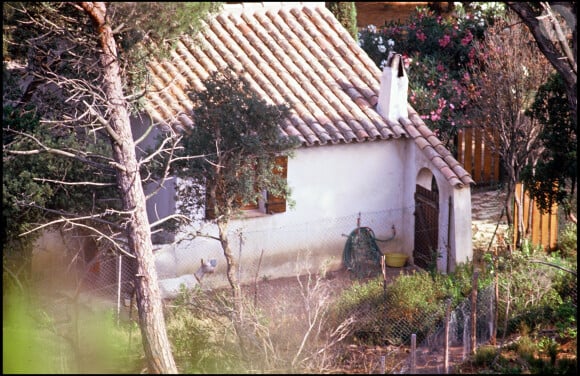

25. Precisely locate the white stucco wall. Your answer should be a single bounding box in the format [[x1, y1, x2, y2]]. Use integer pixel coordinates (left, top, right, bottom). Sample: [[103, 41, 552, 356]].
[[148, 139, 420, 287], [132, 118, 472, 285], [412, 144, 473, 273]]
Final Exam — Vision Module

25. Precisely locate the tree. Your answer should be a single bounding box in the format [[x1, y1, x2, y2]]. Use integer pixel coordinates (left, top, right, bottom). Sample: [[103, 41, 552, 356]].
[[326, 2, 358, 41], [468, 15, 553, 246], [2, 2, 220, 373], [167, 70, 299, 332], [522, 73, 577, 223], [506, 2, 577, 123]]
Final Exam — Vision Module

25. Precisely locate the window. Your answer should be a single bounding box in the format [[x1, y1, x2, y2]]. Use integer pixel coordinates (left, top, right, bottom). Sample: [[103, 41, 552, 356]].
[[205, 156, 288, 219]]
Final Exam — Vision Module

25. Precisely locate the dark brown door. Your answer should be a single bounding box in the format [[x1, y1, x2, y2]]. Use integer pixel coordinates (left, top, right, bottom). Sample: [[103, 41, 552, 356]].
[[414, 184, 439, 269]]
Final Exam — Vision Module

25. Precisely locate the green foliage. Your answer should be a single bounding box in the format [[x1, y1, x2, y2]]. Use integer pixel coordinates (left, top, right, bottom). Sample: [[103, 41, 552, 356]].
[[472, 345, 498, 367], [2, 105, 118, 244], [3, 286, 144, 373], [108, 2, 222, 96], [165, 289, 241, 373], [326, 2, 358, 41], [170, 71, 300, 221], [494, 248, 577, 339], [556, 222, 577, 260], [329, 269, 478, 345], [522, 73, 577, 217]]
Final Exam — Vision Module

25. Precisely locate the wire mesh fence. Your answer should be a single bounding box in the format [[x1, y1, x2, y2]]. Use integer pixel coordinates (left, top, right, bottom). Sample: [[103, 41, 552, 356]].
[[28, 208, 577, 373]]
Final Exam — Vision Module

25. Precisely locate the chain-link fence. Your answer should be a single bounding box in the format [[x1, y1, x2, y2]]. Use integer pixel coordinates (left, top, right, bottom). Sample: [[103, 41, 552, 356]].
[[29, 209, 576, 373]]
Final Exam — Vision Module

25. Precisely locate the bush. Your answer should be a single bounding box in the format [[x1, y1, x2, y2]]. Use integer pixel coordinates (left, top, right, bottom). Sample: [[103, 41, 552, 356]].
[[556, 222, 577, 261], [328, 269, 477, 345], [357, 4, 506, 147], [165, 288, 243, 373]]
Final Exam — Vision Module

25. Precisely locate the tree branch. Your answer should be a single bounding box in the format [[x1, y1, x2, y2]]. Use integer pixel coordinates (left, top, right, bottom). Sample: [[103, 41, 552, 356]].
[[33, 177, 115, 186], [507, 2, 576, 88]]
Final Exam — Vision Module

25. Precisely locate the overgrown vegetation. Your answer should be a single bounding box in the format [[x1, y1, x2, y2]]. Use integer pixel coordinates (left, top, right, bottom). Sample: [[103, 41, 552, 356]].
[[327, 243, 576, 373]]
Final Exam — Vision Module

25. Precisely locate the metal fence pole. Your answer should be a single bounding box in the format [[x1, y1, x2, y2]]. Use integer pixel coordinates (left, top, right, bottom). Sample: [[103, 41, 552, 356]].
[[444, 297, 452, 373], [117, 254, 122, 326], [471, 270, 479, 354], [410, 333, 416, 373]]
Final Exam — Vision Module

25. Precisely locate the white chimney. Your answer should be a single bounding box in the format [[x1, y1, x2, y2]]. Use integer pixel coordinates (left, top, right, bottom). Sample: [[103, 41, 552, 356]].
[[376, 52, 409, 121]]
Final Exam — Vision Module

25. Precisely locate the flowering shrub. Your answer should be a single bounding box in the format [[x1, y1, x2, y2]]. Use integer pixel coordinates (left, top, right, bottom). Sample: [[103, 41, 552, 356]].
[[358, 4, 506, 148]]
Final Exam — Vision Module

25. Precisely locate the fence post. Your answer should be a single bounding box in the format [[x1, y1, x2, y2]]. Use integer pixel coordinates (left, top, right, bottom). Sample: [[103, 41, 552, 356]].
[[380, 355, 385, 374], [410, 333, 416, 373], [444, 297, 452, 373], [117, 254, 122, 326], [471, 270, 479, 354]]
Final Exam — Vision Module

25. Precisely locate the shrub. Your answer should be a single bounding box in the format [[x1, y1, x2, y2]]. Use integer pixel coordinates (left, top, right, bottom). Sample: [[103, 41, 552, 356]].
[[328, 269, 476, 345], [357, 4, 506, 147], [556, 222, 577, 261]]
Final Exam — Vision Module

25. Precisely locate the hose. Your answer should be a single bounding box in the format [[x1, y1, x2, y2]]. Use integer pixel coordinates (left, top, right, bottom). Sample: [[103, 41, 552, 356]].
[[342, 226, 383, 273]]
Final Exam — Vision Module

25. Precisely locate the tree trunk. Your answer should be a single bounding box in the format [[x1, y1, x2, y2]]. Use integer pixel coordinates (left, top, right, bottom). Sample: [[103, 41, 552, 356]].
[[216, 219, 242, 308], [507, 2, 577, 122], [216, 218, 249, 358], [79, 3, 177, 373]]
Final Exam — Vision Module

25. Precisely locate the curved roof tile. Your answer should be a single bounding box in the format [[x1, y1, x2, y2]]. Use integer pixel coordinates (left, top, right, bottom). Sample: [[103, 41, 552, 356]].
[[144, 4, 474, 188]]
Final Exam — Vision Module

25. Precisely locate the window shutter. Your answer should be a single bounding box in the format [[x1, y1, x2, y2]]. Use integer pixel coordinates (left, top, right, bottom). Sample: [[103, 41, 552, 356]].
[[266, 156, 287, 214], [237, 196, 259, 210]]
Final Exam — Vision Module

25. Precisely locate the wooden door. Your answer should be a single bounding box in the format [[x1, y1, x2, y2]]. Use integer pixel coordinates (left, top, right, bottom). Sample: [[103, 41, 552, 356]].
[[414, 184, 439, 269]]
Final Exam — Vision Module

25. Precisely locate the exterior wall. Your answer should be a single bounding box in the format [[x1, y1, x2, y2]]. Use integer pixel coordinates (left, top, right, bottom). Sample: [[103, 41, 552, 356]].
[[131, 118, 472, 285], [413, 143, 473, 273], [147, 139, 416, 287]]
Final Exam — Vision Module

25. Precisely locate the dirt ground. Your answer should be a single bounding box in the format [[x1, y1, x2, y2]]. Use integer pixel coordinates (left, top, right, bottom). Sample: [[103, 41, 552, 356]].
[[239, 264, 437, 374]]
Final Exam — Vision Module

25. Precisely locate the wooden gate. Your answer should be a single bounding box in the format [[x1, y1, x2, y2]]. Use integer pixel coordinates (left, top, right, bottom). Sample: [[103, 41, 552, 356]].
[[414, 185, 439, 269]]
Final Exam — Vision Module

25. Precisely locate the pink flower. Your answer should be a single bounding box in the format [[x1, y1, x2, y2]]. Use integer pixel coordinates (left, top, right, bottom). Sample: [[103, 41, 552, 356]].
[[402, 54, 412, 68], [436, 63, 445, 72], [438, 34, 451, 48], [416, 30, 427, 42], [461, 30, 473, 46]]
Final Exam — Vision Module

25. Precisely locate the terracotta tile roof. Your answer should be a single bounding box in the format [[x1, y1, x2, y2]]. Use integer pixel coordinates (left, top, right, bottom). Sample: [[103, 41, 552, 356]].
[[144, 4, 474, 188]]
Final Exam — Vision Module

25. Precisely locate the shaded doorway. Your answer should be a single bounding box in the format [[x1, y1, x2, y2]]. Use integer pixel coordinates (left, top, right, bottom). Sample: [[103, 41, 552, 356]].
[[414, 180, 439, 270]]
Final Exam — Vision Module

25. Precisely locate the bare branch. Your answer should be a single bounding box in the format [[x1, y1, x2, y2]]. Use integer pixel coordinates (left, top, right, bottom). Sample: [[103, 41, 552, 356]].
[[83, 100, 123, 145], [540, 2, 577, 74], [33, 177, 115, 186], [149, 214, 191, 229]]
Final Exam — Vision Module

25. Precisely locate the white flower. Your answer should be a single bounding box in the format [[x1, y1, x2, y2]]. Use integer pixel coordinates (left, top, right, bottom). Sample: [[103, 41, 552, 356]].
[[367, 24, 377, 33], [388, 39, 395, 47], [380, 59, 387, 70], [522, 65, 529, 77], [378, 45, 387, 53]]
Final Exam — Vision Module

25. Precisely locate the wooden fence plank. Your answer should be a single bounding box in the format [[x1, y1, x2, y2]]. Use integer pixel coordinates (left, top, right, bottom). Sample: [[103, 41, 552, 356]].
[[513, 182, 558, 251], [464, 127, 473, 177], [473, 127, 483, 182]]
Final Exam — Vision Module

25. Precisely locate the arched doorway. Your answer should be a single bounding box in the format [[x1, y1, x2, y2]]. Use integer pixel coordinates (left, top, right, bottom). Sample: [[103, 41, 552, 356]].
[[414, 170, 439, 270]]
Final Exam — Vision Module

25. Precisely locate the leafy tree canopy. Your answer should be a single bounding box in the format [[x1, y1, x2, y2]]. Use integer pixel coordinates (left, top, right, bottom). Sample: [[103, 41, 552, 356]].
[[522, 73, 577, 216], [326, 2, 358, 41], [169, 71, 300, 221]]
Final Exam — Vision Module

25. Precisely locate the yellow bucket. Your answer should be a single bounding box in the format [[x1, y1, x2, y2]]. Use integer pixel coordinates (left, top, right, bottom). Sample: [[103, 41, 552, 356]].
[[383, 253, 408, 268]]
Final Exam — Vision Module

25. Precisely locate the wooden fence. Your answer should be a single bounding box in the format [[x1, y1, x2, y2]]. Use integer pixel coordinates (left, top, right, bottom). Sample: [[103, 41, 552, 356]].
[[456, 127, 501, 186], [456, 128, 558, 250], [512, 182, 559, 251]]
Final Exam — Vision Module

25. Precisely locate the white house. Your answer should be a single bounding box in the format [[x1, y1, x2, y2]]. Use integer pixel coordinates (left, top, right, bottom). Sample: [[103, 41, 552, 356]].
[[133, 2, 474, 287]]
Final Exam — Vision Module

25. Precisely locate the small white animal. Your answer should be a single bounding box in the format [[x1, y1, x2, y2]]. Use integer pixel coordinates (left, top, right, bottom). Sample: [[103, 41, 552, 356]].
[[158, 258, 217, 299]]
